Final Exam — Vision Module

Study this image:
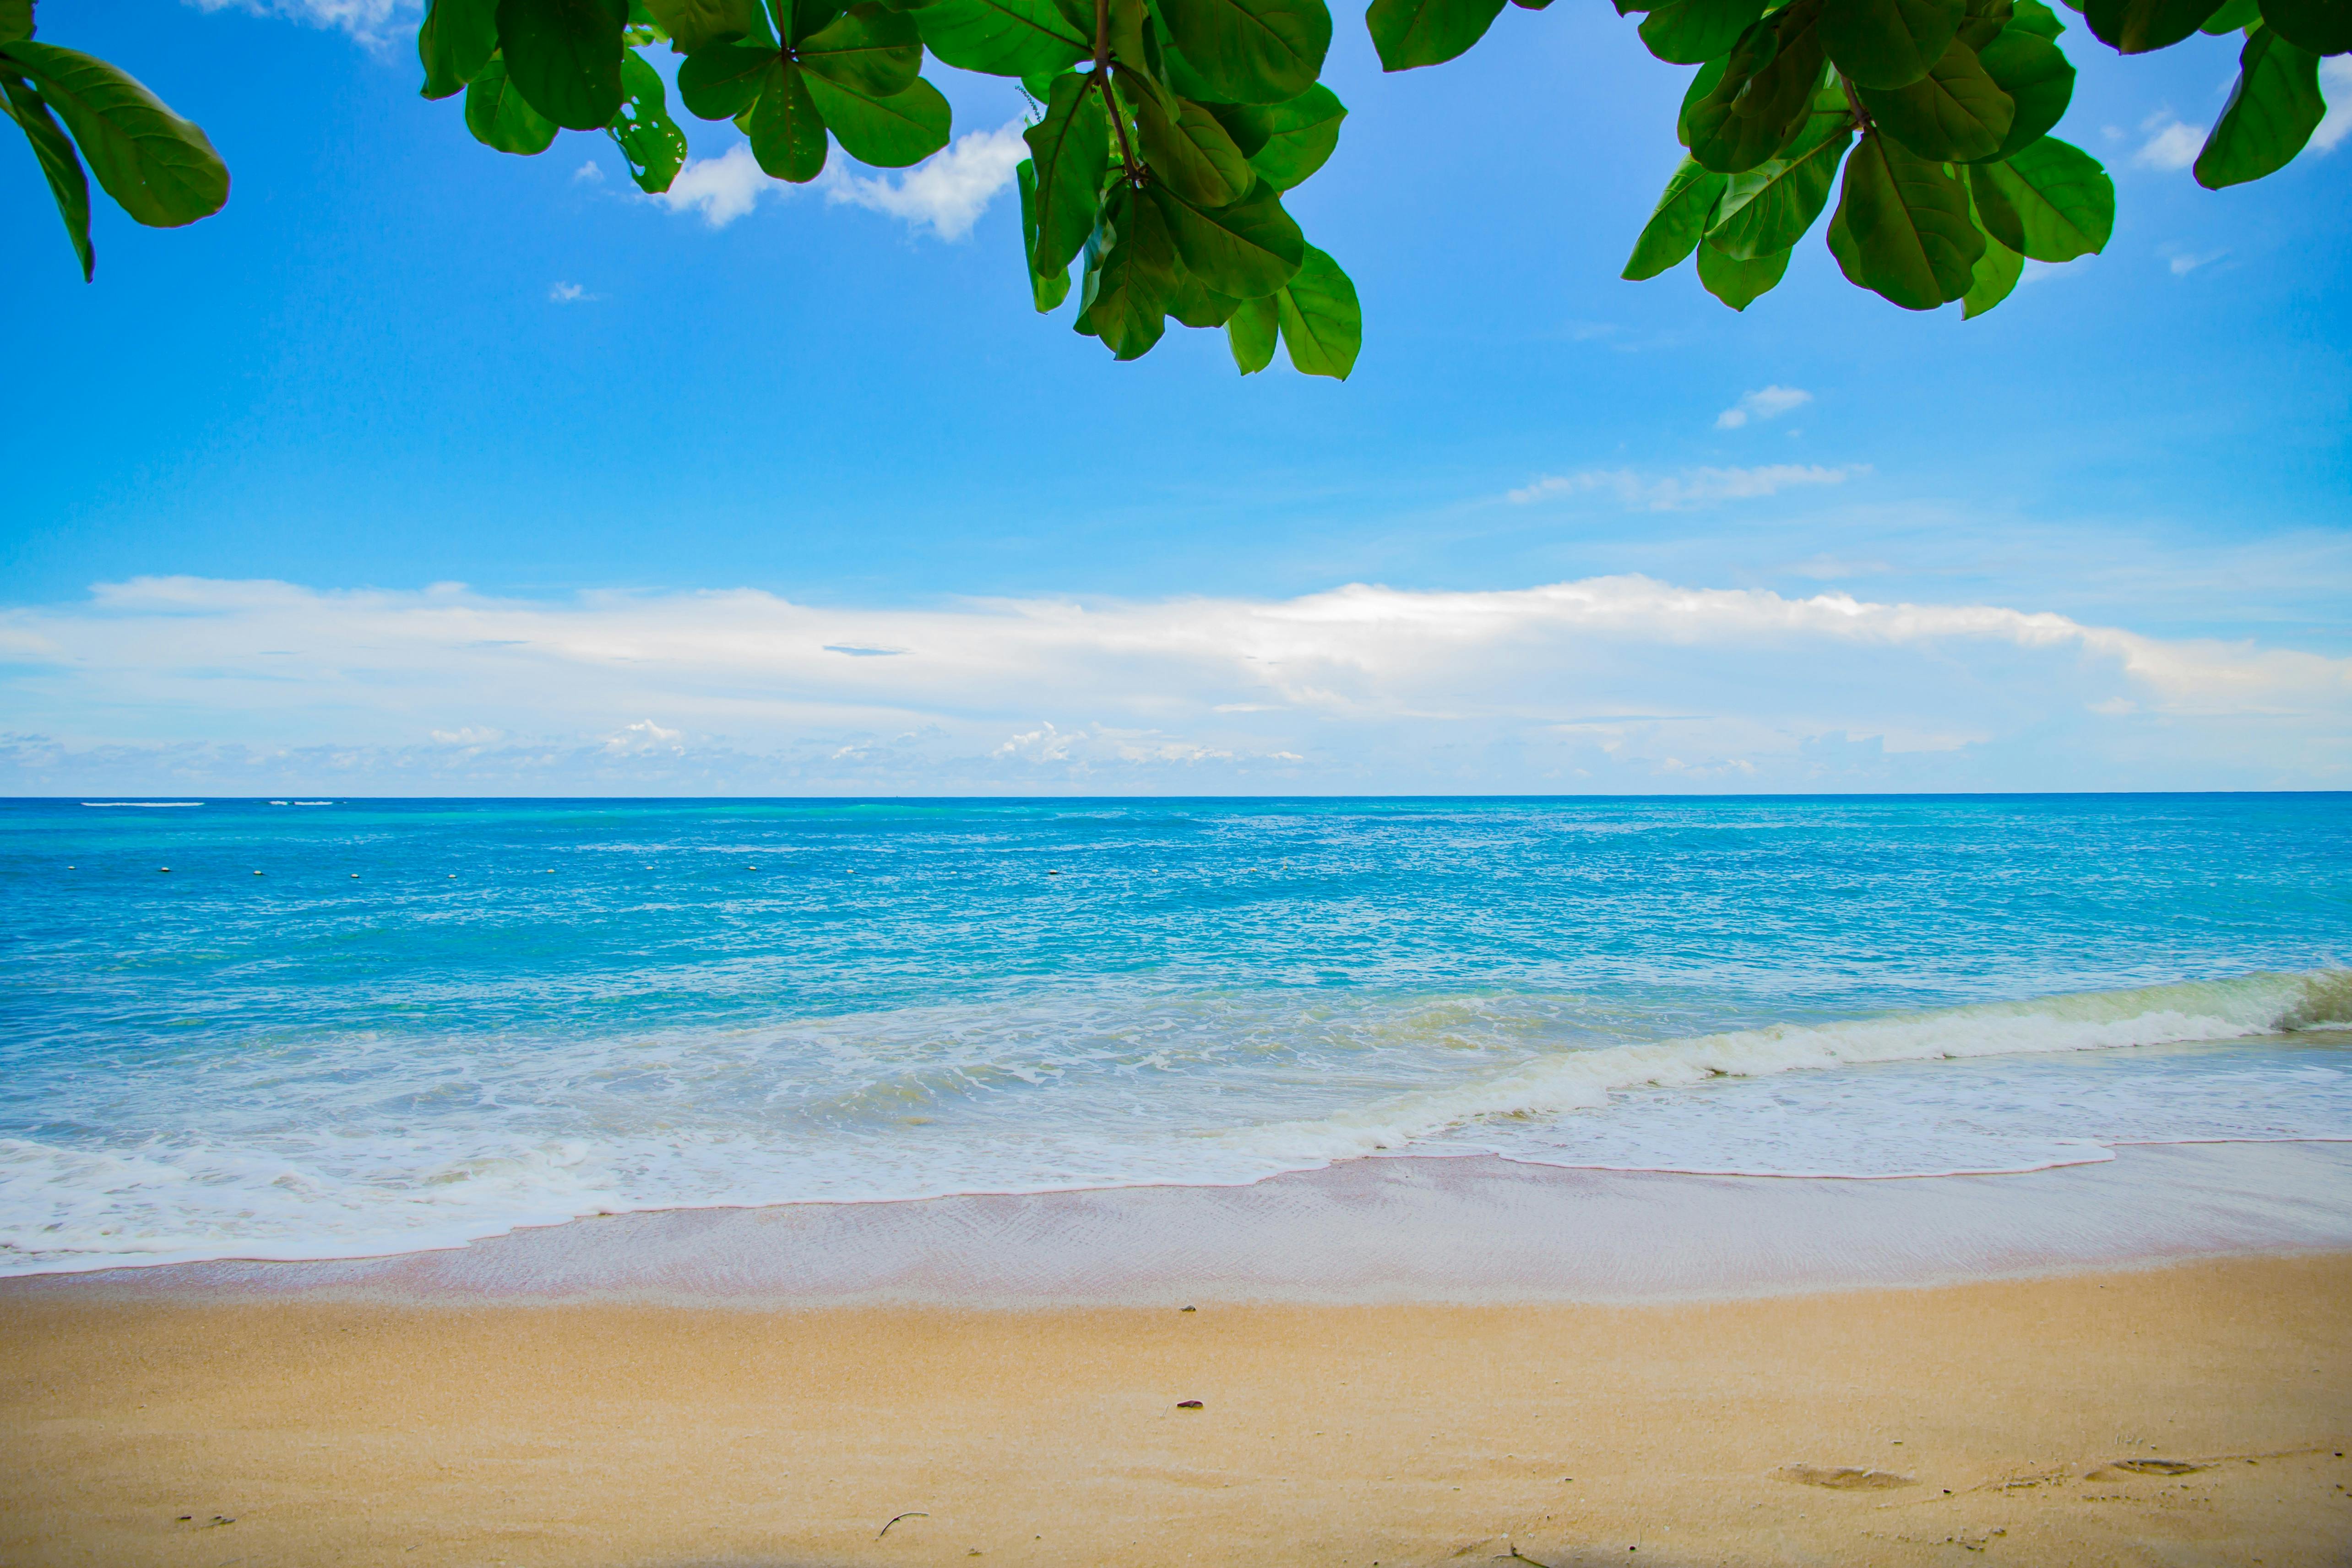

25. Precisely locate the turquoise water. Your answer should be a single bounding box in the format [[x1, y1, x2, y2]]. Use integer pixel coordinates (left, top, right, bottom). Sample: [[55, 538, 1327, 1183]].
[[4, 795, 2349, 1274]]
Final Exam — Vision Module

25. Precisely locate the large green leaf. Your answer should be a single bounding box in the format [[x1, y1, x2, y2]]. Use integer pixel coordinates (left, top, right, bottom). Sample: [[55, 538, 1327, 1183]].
[[908, 0, 1089, 75], [1697, 240, 1789, 307], [1205, 84, 1345, 188], [747, 57, 827, 178], [465, 53, 562, 152], [800, 2, 923, 94], [1858, 36, 2014, 160], [2082, 0, 2221, 52], [1826, 126, 1983, 307], [1023, 70, 1109, 274], [1687, 0, 1829, 173], [1955, 0, 2012, 49], [1815, 0, 1962, 88], [1152, 177, 1304, 296], [1622, 154, 1726, 278], [0, 70, 92, 278], [496, 0, 628, 130], [2008, 0, 2064, 33], [1273, 244, 1360, 377], [1227, 292, 1279, 372], [608, 46, 689, 189], [786, 0, 847, 43], [1975, 24, 2072, 158], [678, 39, 779, 117], [2194, 25, 2324, 189], [2197, 0, 2259, 28], [1965, 134, 2109, 260], [1130, 76, 1253, 204], [1158, 0, 1331, 103], [1167, 269, 1245, 327], [1707, 112, 1851, 258], [0, 40, 228, 226], [0, 1, 29, 44], [1016, 157, 1074, 311], [643, 0, 775, 51], [2260, 0, 2352, 54], [1677, 54, 1726, 146], [1367, 0, 1508, 70], [804, 70, 950, 165], [1960, 207, 2021, 315], [1638, 0, 1769, 64], [420, 0, 500, 98], [1076, 186, 1177, 359]]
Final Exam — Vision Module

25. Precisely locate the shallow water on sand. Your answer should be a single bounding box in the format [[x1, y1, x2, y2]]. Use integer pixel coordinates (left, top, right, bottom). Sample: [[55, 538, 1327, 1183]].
[[3, 794, 2348, 1272]]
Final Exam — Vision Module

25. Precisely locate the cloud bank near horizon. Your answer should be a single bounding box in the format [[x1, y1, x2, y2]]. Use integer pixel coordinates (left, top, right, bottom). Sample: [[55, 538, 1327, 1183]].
[[1, 574, 2345, 794]]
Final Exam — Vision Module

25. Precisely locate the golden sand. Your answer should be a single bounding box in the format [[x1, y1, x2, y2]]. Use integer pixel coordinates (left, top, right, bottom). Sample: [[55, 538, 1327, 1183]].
[[4, 1253, 2347, 1568]]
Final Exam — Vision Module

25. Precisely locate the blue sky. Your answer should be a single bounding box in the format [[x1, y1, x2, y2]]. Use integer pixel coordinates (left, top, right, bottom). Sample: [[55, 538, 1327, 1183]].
[[0, 0, 2346, 793]]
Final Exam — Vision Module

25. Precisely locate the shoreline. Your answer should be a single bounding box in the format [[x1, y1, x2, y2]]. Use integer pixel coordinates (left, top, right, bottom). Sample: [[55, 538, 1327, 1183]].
[[11, 1138, 2350, 1308]]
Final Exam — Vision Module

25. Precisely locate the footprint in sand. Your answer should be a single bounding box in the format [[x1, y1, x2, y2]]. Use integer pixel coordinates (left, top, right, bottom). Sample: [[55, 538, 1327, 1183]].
[[2108, 1459, 2205, 1476], [1778, 1465, 1917, 1490]]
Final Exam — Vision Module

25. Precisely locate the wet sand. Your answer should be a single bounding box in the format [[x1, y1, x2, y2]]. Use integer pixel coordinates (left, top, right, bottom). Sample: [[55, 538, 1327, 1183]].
[[4, 1145, 2349, 1567]]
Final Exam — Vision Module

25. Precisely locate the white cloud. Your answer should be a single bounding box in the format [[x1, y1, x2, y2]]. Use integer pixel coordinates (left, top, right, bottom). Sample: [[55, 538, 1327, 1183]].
[[2168, 249, 2226, 276], [1508, 464, 1864, 510], [4, 573, 2347, 794], [186, 0, 416, 42], [652, 143, 784, 228], [2315, 58, 2352, 152], [824, 122, 1028, 241], [574, 161, 605, 184], [1715, 385, 1812, 429], [548, 281, 594, 303], [2135, 110, 2206, 170]]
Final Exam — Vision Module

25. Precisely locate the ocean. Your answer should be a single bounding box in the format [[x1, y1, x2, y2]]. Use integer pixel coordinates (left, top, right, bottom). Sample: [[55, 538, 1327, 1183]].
[[3, 794, 2347, 1276]]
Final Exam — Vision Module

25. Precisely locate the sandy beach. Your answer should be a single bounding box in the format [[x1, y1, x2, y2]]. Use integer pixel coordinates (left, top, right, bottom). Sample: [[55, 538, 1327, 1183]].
[[6, 1146, 2351, 1567]]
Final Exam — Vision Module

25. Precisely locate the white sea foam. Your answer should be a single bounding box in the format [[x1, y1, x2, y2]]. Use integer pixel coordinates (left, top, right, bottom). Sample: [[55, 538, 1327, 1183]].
[[2, 971, 2347, 1276], [78, 801, 202, 808]]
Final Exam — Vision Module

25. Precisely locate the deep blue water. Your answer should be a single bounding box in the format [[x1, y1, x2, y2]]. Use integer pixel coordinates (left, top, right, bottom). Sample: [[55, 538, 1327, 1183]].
[[3, 795, 2348, 1272]]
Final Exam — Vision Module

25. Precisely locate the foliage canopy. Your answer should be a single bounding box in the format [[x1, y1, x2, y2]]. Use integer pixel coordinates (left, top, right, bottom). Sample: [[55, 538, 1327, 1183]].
[[4, 0, 2344, 374]]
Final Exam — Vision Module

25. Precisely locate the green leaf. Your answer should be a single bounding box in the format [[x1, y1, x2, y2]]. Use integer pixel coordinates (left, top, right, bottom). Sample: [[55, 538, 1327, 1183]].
[[1697, 240, 1789, 307], [1208, 84, 1345, 188], [2082, 0, 2221, 53], [643, 0, 775, 50], [1975, 24, 2072, 157], [1130, 77, 1254, 204], [1677, 54, 1726, 147], [678, 40, 779, 117], [908, 0, 1089, 74], [464, 52, 562, 151], [0, 0, 29, 44], [1367, 0, 1509, 70], [1815, 0, 1962, 88], [1707, 110, 1851, 257], [608, 47, 689, 189], [2196, 0, 2256, 27], [1621, 154, 1727, 278], [1955, 0, 2012, 49], [1076, 186, 1177, 359], [1273, 243, 1359, 377], [1016, 157, 1074, 311], [1228, 292, 1279, 372], [1965, 134, 2109, 260], [420, 0, 500, 98], [1158, 0, 1331, 104], [787, 0, 847, 43], [1023, 70, 1109, 274], [496, 0, 628, 130], [1151, 176, 1305, 297], [0, 40, 228, 226], [1960, 219, 2021, 315], [0, 70, 92, 278], [1826, 126, 1983, 306], [2259, 0, 2352, 53], [800, 1, 923, 94], [1167, 268, 1244, 326], [2194, 25, 2324, 189], [1638, 0, 1769, 64], [1857, 36, 2014, 161], [748, 57, 827, 178], [2007, 0, 2064, 33], [1686, 0, 1830, 174], [804, 70, 949, 165]]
